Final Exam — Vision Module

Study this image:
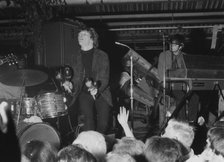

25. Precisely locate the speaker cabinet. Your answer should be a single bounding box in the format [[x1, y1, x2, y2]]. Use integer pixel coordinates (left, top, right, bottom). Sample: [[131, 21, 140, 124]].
[[41, 22, 79, 67]]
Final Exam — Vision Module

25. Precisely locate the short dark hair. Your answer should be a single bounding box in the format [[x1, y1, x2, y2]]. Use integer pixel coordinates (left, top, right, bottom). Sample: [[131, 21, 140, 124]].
[[169, 34, 185, 47]]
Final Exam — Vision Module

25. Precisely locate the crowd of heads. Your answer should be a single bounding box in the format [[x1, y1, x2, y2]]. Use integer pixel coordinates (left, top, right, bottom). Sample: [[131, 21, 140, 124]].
[[2, 99, 224, 162], [2, 85, 224, 162]]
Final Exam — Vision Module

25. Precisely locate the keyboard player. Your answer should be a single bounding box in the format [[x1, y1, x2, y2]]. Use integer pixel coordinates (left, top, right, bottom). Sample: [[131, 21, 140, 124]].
[[157, 34, 199, 126]]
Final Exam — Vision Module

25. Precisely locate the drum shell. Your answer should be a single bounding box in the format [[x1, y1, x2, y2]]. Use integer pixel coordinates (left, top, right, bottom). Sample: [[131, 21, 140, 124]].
[[21, 97, 37, 116], [37, 92, 67, 119], [17, 122, 61, 150]]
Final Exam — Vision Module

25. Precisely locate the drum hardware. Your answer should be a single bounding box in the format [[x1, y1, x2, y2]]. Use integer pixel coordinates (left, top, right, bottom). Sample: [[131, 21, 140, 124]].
[[1, 68, 74, 144], [0, 69, 48, 126]]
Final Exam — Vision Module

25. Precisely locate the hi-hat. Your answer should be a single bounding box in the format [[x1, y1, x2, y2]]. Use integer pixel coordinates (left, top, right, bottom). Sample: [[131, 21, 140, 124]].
[[0, 69, 48, 87]]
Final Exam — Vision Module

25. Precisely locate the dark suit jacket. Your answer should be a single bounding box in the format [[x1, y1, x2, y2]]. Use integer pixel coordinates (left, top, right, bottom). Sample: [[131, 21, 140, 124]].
[[70, 48, 112, 106]]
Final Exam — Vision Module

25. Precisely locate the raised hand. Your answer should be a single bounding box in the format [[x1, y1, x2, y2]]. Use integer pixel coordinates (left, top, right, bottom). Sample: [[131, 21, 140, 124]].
[[117, 106, 134, 138], [0, 101, 9, 133], [117, 106, 129, 126]]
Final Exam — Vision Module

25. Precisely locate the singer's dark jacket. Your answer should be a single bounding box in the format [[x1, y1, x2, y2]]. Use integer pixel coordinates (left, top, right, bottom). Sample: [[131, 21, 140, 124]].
[[70, 48, 112, 106]]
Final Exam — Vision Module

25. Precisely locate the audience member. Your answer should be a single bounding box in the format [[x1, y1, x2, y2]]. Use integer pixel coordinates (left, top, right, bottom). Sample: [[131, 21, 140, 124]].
[[144, 136, 184, 162], [162, 118, 195, 158], [58, 144, 97, 162], [0, 101, 21, 162], [72, 130, 107, 162], [106, 152, 136, 162], [111, 136, 145, 161], [173, 138, 191, 161], [21, 140, 57, 162], [117, 106, 134, 138], [112, 136, 144, 156], [187, 126, 224, 162]]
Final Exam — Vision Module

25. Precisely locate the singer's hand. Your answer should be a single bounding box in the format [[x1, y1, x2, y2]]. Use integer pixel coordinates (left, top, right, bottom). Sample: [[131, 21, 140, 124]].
[[62, 81, 73, 93], [85, 80, 93, 88], [89, 87, 98, 96]]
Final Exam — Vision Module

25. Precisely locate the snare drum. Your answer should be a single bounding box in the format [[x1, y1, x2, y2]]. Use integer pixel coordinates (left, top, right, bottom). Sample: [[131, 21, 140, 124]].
[[17, 122, 61, 150], [37, 92, 67, 119]]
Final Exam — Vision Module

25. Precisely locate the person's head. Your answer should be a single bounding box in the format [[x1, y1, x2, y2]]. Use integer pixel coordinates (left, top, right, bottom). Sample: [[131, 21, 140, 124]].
[[169, 34, 185, 55], [22, 140, 57, 162], [207, 127, 224, 147], [144, 136, 183, 162], [58, 144, 97, 162], [0, 101, 21, 162], [78, 27, 99, 51], [72, 130, 107, 162], [210, 133, 224, 160], [106, 152, 136, 162], [172, 138, 190, 161], [112, 137, 145, 156], [198, 127, 224, 162], [207, 127, 224, 151], [162, 119, 195, 150]]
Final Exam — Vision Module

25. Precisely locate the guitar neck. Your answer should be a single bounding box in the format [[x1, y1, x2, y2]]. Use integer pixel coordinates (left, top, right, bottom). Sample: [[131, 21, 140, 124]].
[[0, 54, 17, 66]]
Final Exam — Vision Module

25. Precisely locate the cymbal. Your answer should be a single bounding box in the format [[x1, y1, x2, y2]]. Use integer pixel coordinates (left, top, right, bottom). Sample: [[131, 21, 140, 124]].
[[0, 69, 48, 87]]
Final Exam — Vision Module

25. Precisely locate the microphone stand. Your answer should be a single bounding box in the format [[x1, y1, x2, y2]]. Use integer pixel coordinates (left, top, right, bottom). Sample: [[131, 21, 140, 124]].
[[115, 41, 135, 129], [16, 77, 26, 127], [161, 32, 168, 129]]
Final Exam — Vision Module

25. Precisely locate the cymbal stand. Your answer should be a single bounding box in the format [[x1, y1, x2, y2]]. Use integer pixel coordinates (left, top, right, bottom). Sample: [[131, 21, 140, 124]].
[[16, 77, 26, 127], [214, 83, 224, 121], [161, 32, 167, 128], [130, 56, 134, 129]]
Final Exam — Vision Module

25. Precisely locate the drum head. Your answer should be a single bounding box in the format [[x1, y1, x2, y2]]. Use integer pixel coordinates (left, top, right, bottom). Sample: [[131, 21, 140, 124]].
[[17, 122, 61, 150]]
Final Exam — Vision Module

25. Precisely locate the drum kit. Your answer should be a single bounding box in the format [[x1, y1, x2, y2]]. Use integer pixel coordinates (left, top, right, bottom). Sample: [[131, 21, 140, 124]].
[[0, 69, 68, 121], [0, 68, 69, 149]]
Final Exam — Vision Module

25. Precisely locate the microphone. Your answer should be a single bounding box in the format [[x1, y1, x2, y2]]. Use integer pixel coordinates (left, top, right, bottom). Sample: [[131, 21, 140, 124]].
[[115, 42, 130, 49]]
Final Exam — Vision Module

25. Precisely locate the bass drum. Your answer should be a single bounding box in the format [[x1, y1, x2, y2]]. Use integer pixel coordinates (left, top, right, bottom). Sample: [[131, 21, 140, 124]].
[[17, 122, 61, 150]]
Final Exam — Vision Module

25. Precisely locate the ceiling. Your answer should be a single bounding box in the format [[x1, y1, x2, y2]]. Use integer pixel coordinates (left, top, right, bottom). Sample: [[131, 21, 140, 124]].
[[1, 0, 224, 56]]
